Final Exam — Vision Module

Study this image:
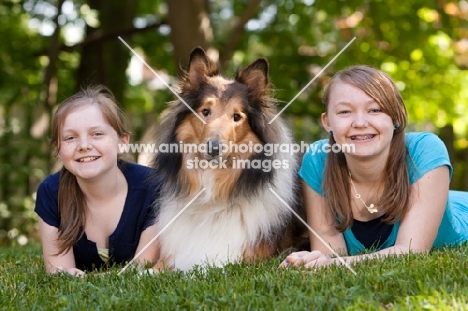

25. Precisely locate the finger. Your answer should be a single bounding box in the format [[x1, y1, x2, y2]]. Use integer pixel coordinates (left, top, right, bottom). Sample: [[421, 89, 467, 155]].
[[289, 251, 312, 258], [279, 259, 291, 268], [292, 257, 307, 268], [279, 259, 288, 268], [68, 268, 85, 277], [303, 255, 331, 270], [284, 251, 312, 263], [310, 250, 323, 257], [304, 261, 319, 270], [291, 252, 325, 268]]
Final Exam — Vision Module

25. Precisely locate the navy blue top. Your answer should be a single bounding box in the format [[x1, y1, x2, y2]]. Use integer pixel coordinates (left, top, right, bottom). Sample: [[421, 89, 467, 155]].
[[34, 161, 159, 271]]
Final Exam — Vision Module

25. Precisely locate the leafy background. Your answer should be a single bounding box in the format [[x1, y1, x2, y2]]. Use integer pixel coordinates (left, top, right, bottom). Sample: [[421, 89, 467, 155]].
[[0, 0, 467, 246]]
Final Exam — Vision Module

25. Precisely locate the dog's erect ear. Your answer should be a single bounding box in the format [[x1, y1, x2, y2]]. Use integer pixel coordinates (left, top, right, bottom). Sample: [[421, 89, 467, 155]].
[[235, 58, 270, 100], [186, 47, 218, 88]]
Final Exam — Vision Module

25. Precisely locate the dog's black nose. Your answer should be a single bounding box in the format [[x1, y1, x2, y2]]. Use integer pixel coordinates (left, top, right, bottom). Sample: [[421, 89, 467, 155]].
[[207, 140, 221, 157]]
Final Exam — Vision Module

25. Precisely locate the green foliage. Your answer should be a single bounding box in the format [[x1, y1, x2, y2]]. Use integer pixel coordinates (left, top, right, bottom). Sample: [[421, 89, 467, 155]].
[[1, 244, 468, 309], [1, 0, 467, 245], [0, 0, 51, 245], [206, 0, 468, 149]]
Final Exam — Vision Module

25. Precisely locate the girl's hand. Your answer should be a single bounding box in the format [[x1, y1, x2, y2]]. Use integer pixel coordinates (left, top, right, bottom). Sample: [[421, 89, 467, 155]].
[[280, 250, 332, 269], [56, 266, 85, 277]]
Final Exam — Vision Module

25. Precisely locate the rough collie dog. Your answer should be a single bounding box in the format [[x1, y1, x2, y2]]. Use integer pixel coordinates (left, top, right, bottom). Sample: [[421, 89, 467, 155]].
[[152, 47, 301, 271]]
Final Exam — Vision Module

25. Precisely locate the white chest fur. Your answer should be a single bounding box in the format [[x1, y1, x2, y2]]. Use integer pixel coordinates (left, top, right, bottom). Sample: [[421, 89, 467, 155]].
[[156, 171, 293, 271]]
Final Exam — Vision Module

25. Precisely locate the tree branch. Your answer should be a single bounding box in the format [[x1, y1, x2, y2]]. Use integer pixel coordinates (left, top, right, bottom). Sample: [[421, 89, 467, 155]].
[[75, 20, 167, 48], [219, 0, 262, 69], [35, 21, 167, 56]]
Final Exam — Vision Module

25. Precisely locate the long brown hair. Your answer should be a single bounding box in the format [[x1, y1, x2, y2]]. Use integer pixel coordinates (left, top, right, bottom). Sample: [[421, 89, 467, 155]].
[[321, 65, 410, 231], [50, 85, 130, 254]]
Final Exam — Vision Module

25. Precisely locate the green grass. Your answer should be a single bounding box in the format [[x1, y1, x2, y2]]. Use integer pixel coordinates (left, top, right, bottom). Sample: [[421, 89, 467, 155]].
[[1, 244, 468, 310]]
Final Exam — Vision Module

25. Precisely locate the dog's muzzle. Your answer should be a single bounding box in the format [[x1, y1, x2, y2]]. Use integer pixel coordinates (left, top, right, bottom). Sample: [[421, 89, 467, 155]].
[[207, 140, 222, 157]]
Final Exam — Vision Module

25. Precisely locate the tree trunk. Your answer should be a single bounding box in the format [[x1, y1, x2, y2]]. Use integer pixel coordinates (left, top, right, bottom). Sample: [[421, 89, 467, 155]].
[[166, 0, 216, 72], [76, 0, 138, 104]]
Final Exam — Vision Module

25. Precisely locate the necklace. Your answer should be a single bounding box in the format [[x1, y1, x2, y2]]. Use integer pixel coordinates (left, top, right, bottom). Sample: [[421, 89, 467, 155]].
[[348, 172, 378, 214]]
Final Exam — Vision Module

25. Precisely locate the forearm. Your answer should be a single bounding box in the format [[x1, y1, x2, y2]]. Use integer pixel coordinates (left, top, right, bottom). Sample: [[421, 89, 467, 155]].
[[43, 253, 81, 274], [43, 258, 84, 276], [134, 226, 160, 267], [331, 245, 429, 266], [38, 219, 81, 275]]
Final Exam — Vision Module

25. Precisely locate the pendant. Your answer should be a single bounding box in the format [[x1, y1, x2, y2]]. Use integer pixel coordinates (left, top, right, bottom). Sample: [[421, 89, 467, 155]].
[[366, 204, 378, 214]]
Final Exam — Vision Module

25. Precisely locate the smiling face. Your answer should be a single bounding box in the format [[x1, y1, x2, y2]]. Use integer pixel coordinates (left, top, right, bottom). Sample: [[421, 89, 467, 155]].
[[57, 104, 129, 182], [322, 81, 395, 161]]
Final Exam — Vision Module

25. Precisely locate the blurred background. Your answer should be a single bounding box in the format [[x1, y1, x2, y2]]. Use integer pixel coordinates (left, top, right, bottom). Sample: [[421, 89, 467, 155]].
[[0, 0, 467, 246]]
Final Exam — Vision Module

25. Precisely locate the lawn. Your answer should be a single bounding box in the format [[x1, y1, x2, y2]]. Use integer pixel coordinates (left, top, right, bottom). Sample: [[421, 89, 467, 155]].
[[1, 244, 467, 310]]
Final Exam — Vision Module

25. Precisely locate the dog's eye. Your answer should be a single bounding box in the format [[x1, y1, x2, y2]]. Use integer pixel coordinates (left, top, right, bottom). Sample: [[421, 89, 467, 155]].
[[201, 108, 210, 117], [233, 113, 241, 122]]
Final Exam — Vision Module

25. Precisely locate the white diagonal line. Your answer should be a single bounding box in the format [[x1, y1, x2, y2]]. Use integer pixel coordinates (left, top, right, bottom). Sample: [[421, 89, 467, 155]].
[[268, 37, 356, 124], [118, 36, 206, 125], [268, 187, 357, 275], [118, 187, 206, 275]]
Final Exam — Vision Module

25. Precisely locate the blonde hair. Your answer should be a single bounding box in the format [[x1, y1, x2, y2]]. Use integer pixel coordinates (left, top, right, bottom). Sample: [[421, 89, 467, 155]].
[[50, 85, 130, 253], [321, 65, 410, 231]]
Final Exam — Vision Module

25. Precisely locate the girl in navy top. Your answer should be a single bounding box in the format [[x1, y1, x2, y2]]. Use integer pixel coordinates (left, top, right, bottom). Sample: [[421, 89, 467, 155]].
[[281, 66, 468, 270], [35, 85, 160, 275]]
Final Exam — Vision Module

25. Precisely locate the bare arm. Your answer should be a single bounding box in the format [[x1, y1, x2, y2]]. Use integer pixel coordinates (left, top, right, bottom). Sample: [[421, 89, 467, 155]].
[[303, 181, 347, 255], [38, 218, 84, 276], [283, 166, 450, 269], [133, 223, 160, 268], [280, 181, 347, 268], [392, 166, 449, 251], [339, 165, 450, 264]]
